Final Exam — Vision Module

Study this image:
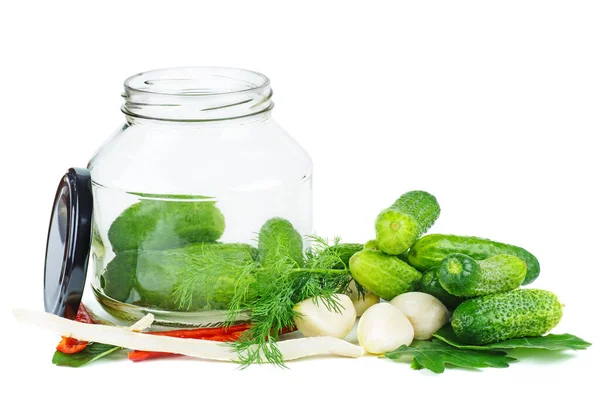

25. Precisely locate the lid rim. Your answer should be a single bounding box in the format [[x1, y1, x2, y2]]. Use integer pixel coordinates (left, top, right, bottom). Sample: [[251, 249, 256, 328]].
[[44, 168, 93, 320]]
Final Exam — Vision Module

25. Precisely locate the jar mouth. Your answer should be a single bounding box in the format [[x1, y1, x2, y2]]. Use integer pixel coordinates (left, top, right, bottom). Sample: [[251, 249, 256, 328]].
[[122, 66, 273, 121]]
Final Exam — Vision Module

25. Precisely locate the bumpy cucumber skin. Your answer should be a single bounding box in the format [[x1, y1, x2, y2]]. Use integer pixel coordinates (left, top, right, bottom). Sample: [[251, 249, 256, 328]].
[[375, 191, 440, 255], [451, 289, 563, 345], [349, 250, 422, 300], [108, 200, 225, 252], [101, 251, 138, 302], [408, 234, 540, 285], [134, 243, 256, 310], [257, 218, 304, 267], [419, 266, 464, 309], [438, 254, 527, 297], [390, 190, 441, 236]]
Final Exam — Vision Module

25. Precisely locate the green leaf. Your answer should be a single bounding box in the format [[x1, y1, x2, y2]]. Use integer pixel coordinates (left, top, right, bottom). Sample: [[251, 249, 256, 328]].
[[385, 339, 515, 374], [433, 325, 592, 351], [410, 358, 424, 370], [52, 343, 122, 367]]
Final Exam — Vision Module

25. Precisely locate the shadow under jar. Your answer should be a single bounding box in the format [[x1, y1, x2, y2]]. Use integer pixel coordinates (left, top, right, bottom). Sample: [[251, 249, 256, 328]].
[[88, 67, 313, 326]]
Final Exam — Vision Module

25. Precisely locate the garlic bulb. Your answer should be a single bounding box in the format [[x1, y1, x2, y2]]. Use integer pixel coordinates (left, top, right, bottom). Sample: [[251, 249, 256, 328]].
[[357, 303, 414, 354], [293, 294, 356, 338], [346, 280, 380, 316], [390, 292, 449, 340]]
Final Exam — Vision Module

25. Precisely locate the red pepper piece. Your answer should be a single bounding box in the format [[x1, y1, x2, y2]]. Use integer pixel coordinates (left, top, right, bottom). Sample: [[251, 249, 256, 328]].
[[56, 337, 89, 354], [143, 323, 251, 339], [56, 304, 95, 354], [127, 351, 179, 362], [73, 304, 94, 324], [128, 330, 244, 362]]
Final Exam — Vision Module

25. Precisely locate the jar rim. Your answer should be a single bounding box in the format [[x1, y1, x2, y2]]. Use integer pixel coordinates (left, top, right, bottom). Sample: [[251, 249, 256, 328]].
[[122, 66, 273, 121], [124, 66, 271, 97]]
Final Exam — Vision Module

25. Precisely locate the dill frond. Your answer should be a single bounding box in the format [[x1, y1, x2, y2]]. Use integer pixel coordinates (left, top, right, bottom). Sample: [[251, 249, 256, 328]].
[[171, 244, 259, 312], [228, 234, 354, 367]]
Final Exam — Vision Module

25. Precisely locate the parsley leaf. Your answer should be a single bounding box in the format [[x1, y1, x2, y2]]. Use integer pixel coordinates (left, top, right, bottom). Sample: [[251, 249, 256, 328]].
[[433, 325, 592, 351], [52, 343, 122, 367], [385, 339, 515, 373]]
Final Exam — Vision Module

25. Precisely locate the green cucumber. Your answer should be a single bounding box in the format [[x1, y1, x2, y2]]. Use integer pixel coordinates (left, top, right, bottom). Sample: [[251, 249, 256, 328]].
[[257, 218, 304, 267], [438, 254, 527, 297], [101, 251, 138, 302], [451, 289, 563, 345], [419, 266, 464, 309], [108, 199, 225, 252], [408, 234, 540, 285], [375, 191, 440, 255], [349, 250, 422, 300], [134, 243, 257, 310]]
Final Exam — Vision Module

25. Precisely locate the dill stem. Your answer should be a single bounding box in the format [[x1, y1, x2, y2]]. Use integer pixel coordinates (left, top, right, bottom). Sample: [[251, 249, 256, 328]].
[[288, 268, 348, 275]]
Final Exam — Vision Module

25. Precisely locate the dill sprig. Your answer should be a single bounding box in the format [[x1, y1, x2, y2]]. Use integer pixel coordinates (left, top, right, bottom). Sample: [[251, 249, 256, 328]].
[[172, 244, 258, 311], [230, 235, 353, 367]]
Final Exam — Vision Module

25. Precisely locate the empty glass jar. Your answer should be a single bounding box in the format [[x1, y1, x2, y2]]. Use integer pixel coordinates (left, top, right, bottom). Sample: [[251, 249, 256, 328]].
[[88, 67, 313, 326]]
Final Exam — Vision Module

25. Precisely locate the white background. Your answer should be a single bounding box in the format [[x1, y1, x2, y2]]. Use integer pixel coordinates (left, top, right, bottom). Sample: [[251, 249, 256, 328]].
[[1, 1, 599, 398]]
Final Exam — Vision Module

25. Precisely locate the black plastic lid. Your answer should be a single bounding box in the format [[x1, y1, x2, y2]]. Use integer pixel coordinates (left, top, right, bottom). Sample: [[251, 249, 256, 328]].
[[44, 168, 93, 319]]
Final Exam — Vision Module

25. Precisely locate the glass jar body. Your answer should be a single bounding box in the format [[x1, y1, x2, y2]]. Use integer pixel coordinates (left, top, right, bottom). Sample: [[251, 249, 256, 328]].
[[88, 77, 312, 326]]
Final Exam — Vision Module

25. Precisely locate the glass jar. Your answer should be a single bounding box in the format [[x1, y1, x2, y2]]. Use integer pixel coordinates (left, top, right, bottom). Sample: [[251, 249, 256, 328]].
[[88, 67, 312, 326]]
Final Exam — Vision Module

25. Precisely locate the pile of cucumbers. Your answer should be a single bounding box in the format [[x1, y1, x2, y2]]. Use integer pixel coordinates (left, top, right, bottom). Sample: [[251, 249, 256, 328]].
[[349, 190, 563, 345], [100, 198, 257, 310], [101, 190, 565, 347]]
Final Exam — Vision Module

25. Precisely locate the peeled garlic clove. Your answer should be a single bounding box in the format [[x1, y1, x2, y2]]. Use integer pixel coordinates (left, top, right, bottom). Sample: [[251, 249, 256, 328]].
[[390, 292, 450, 340], [346, 280, 380, 316], [293, 294, 356, 339], [357, 303, 414, 354]]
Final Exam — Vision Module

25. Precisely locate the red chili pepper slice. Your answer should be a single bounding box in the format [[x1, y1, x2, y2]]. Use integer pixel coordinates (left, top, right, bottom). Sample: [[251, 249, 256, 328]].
[[128, 330, 244, 362], [73, 304, 94, 324], [56, 337, 89, 354], [56, 304, 95, 354], [143, 323, 251, 339]]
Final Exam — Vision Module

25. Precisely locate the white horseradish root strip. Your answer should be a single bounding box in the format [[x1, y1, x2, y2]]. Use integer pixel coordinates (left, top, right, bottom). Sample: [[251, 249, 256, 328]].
[[128, 313, 154, 332], [13, 308, 364, 361]]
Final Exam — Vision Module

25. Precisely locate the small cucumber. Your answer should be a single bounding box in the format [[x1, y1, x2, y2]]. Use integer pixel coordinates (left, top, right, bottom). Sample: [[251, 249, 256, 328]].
[[135, 243, 257, 310], [375, 191, 440, 255], [108, 200, 225, 252], [408, 234, 540, 285], [419, 266, 464, 309], [257, 217, 304, 267], [349, 250, 422, 300], [451, 289, 563, 345], [438, 254, 527, 297], [101, 251, 138, 302]]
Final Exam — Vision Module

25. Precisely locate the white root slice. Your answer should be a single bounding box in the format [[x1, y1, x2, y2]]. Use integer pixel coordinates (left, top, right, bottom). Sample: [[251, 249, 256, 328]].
[[128, 313, 155, 332], [275, 336, 363, 360], [13, 308, 364, 362]]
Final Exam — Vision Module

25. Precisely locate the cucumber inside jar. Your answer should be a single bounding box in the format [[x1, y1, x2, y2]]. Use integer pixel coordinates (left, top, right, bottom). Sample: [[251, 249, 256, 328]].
[[107, 199, 226, 252], [133, 243, 258, 311], [100, 197, 259, 311]]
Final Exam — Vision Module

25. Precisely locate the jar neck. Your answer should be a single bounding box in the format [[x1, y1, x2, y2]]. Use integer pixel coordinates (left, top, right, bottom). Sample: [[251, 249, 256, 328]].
[[124, 110, 273, 128], [121, 67, 273, 122]]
